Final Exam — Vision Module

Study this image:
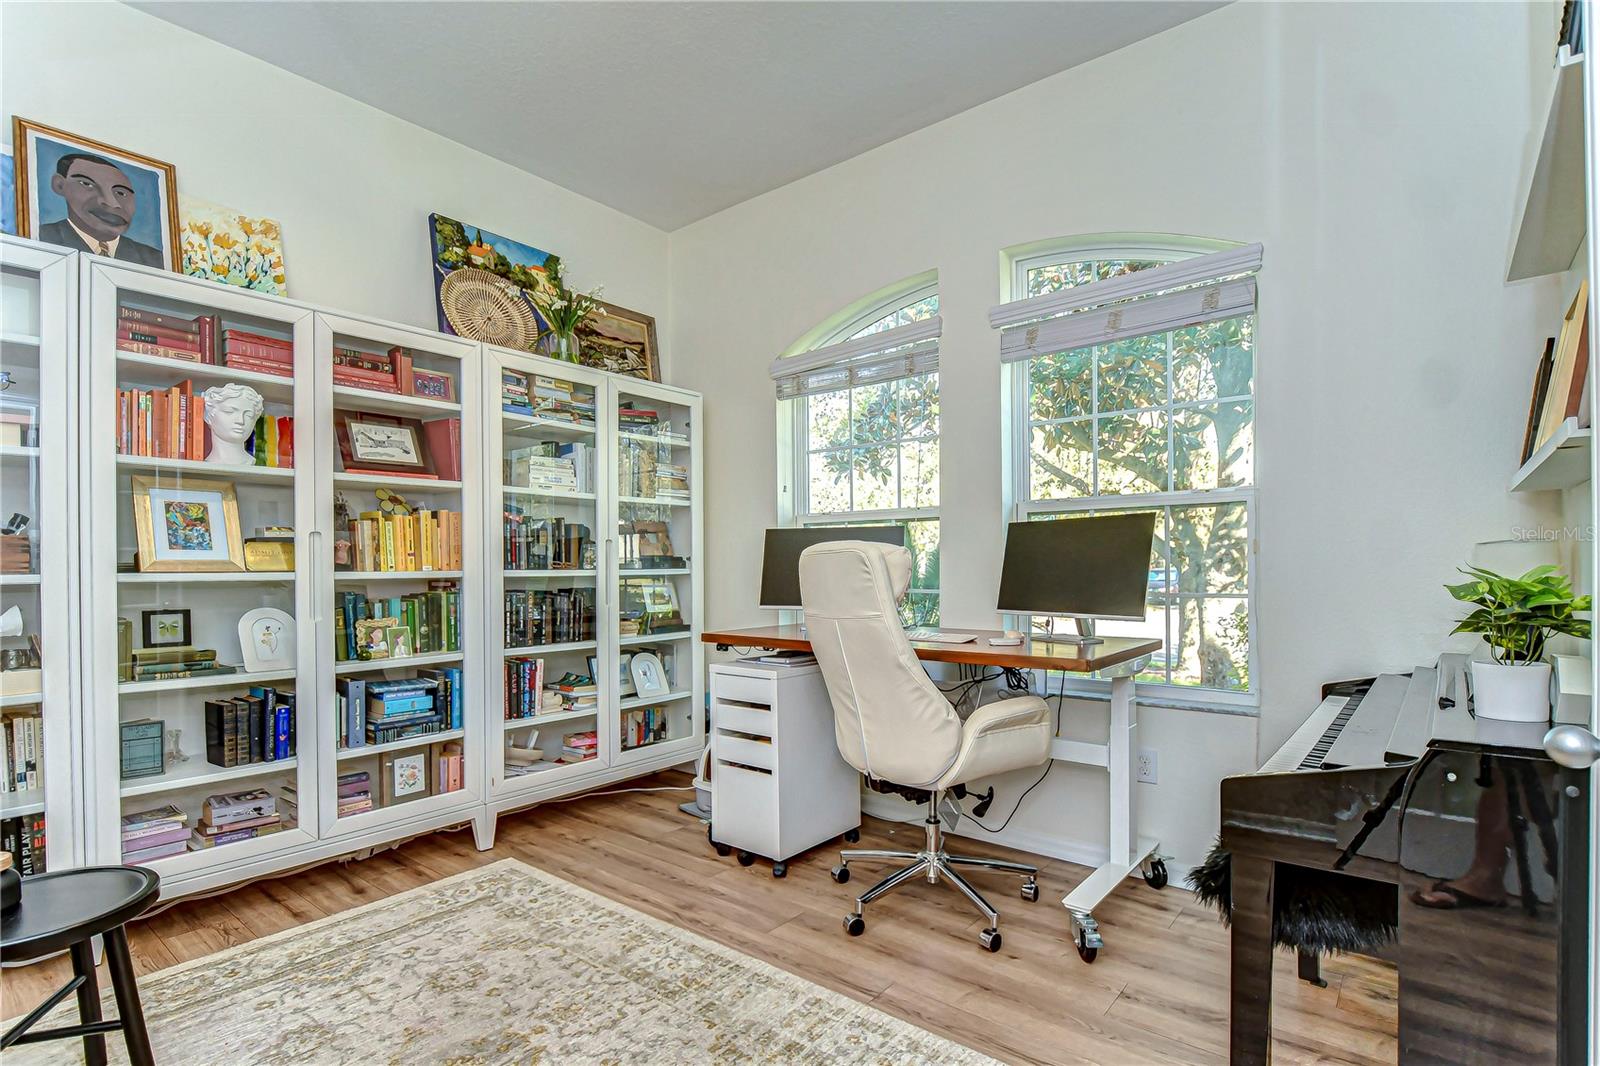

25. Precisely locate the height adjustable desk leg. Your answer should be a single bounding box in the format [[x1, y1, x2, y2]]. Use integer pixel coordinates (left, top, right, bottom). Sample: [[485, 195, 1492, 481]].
[[1061, 674, 1165, 963]]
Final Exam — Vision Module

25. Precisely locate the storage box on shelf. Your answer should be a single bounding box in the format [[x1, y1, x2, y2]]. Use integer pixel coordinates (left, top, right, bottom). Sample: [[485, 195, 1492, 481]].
[[0, 235, 80, 877]]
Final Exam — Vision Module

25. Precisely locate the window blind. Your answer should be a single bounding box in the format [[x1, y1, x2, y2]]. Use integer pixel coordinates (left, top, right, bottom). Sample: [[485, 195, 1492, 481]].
[[771, 316, 941, 399]]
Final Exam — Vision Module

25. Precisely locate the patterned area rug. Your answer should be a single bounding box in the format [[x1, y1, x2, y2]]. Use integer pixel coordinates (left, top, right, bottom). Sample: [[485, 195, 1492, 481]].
[[10, 858, 995, 1065]]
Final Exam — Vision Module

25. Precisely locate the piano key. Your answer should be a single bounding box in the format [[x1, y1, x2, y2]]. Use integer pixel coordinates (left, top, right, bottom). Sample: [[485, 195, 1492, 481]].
[[1259, 694, 1346, 772], [1322, 673, 1412, 768]]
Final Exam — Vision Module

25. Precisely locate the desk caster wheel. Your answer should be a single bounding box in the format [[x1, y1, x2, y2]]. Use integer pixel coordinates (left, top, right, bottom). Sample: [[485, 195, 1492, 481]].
[[1143, 859, 1168, 890], [1021, 880, 1039, 903], [772, 862, 787, 878], [831, 864, 850, 884], [737, 851, 755, 867], [978, 928, 1002, 952], [708, 825, 731, 857], [842, 828, 860, 843], [1075, 928, 1098, 963], [844, 914, 865, 936]]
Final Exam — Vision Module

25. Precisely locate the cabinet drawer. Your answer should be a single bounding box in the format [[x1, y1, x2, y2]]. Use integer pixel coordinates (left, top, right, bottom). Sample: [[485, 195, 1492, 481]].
[[713, 700, 773, 738], [714, 732, 775, 771], [712, 672, 776, 706]]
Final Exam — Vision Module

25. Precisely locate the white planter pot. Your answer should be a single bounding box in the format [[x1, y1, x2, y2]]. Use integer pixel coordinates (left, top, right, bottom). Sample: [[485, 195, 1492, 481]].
[[1470, 660, 1552, 723]]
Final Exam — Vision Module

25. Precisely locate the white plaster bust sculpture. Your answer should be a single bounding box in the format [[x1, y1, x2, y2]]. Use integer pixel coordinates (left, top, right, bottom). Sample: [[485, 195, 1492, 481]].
[[202, 382, 265, 465]]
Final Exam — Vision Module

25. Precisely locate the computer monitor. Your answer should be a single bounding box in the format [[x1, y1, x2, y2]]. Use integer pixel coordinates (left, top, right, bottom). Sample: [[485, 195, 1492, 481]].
[[996, 513, 1157, 636], [759, 525, 907, 610]]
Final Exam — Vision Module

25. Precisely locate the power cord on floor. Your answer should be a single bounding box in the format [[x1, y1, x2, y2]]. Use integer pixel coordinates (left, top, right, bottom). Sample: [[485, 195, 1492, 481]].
[[959, 669, 1065, 835]]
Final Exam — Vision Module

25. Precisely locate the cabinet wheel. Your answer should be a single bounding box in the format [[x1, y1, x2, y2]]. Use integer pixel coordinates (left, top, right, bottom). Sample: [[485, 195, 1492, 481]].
[[978, 927, 1002, 952], [772, 861, 787, 878], [714, 843, 731, 857], [1075, 928, 1098, 963], [843, 914, 865, 936], [831, 864, 850, 884], [1143, 858, 1169, 890], [1021, 880, 1039, 903], [736, 851, 755, 867], [842, 828, 861, 843]]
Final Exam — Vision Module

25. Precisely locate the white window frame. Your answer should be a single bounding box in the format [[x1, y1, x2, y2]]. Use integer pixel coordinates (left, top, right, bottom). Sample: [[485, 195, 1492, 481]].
[[778, 283, 942, 619], [1003, 241, 1259, 711]]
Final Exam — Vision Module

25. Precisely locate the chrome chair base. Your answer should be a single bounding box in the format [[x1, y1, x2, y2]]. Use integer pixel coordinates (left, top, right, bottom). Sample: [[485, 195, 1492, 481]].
[[833, 792, 1038, 951]]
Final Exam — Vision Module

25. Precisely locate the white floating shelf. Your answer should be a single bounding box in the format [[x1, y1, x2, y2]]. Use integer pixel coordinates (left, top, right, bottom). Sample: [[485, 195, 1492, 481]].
[[619, 690, 691, 711], [338, 728, 464, 761], [333, 471, 461, 491], [120, 756, 298, 799], [119, 667, 294, 696], [505, 640, 597, 656], [117, 352, 294, 401], [503, 707, 597, 729], [1511, 417, 1591, 492], [331, 385, 460, 416], [0, 789, 45, 817], [334, 570, 462, 582], [117, 455, 294, 485], [501, 412, 597, 440], [334, 651, 464, 675], [502, 485, 595, 501], [1508, 52, 1586, 281]]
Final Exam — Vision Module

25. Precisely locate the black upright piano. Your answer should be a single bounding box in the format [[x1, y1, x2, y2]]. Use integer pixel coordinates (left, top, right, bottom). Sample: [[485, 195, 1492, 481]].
[[1221, 659, 1591, 1064]]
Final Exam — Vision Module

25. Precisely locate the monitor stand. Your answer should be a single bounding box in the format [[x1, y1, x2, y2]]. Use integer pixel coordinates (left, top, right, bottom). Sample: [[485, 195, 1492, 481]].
[[1053, 617, 1103, 648]]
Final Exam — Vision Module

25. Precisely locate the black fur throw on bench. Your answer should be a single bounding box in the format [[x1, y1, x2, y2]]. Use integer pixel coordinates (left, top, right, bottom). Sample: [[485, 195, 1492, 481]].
[[1187, 839, 1397, 954]]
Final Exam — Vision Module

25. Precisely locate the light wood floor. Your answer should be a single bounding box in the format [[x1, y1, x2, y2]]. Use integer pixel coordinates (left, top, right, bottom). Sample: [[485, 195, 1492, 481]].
[[1, 772, 1397, 1064]]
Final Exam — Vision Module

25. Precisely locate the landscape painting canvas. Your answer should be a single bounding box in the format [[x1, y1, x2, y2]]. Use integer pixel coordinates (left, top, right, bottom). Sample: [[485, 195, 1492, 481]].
[[575, 299, 660, 381], [429, 213, 559, 354], [179, 195, 287, 295], [1, 148, 14, 236]]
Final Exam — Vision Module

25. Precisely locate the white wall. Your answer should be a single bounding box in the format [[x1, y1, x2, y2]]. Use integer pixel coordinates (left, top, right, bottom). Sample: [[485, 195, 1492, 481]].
[[0, 1, 673, 370], [668, 1, 1571, 872]]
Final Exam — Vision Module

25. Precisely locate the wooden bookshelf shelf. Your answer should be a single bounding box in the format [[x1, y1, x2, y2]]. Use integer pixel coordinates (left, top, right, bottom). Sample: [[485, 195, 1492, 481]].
[[504, 569, 597, 579], [1511, 416, 1591, 492], [331, 385, 460, 417], [0, 446, 41, 464], [617, 430, 690, 447], [502, 485, 596, 501], [0, 574, 42, 588], [117, 571, 293, 584], [503, 707, 597, 729], [617, 495, 690, 508], [119, 668, 295, 696], [0, 331, 42, 348], [0, 789, 46, 818], [505, 640, 597, 656], [619, 691, 691, 711], [333, 471, 462, 491], [116, 351, 294, 402], [117, 455, 294, 485], [334, 570, 463, 582], [120, 756, 299, 799], [337, 728, 465, 762], [619, 568, 691, 577], [334, 651, 464, 675], [501, 412, 597, 440], [0, 692, 43, 709], [619, 632, 692, 647]]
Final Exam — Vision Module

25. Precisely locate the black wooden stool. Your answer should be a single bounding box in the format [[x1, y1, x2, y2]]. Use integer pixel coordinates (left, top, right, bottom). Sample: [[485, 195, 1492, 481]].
[[1, 866, 160, 1066]]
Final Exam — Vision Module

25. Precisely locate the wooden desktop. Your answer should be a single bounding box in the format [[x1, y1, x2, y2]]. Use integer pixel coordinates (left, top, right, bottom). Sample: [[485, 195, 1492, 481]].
[[701, 624, 1159, 674]]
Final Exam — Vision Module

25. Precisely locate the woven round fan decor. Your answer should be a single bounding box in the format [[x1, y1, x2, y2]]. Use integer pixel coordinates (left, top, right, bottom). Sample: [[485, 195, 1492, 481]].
[[439, 268, 540, 349]]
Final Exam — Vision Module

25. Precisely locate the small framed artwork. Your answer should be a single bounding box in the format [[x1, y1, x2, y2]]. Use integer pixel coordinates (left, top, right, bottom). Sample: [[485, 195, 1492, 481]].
[[140, 608, 191, 648], [575, 299, 660, 381], [382, 750, 432, 805], [588, 652, 636, 697], [131, 475, 244, 572], [334, 411, 435, 477], [629, 652, 670, 699], [410, 368, 455, 402], [237, 607, 295, 672], [386, 625, 415, 659], [119, 718, 165, 780], [13, 117, 180, 270], [354, 616, 398, 660]]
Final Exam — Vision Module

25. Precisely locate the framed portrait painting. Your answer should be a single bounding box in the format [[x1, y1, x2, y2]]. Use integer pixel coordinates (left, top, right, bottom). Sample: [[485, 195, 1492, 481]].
[[130, 475, 244, 572], [575, 299, 659, 381], [13, 118, 179, 270]]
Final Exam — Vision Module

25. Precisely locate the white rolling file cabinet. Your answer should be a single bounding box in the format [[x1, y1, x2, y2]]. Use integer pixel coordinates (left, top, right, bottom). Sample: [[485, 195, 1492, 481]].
[[707, 660, 860, 877]]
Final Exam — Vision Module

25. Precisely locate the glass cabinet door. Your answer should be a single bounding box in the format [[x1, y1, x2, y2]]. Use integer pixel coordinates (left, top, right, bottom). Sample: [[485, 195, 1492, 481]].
[[611, 380, 701, 761], [488, 351, 608, 791], [316, 312, 480, 833], [0, 237, 78, 876], [82, 260, 318, 880]]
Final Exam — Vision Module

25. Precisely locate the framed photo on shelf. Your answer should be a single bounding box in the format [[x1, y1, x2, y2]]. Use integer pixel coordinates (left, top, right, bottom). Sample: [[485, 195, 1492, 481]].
[[588, 652, 636, 697], [140, 608, 190, 648], [130, 475, 244, 572], [382, 750, 432, 805], [629, 651, 670, 699], [334, 410, 436, 478], [237, 607, 295, 672], [410, 368, 455, 402], [354, 616, 398, 660]]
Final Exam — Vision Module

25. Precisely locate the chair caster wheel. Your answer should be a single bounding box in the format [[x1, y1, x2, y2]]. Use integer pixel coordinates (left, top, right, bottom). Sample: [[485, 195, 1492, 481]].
[[978, 928, 1002, 952], [1143, 858, 1168, 889], [1021, 880, 1039, 903], [831, 864, 850, 884], [772, 862, 787, 878], [736, 851, 755, 867], [1075, 929, 1098, 963], [842, 828, 860, 843], [844, 914, 865, 936]]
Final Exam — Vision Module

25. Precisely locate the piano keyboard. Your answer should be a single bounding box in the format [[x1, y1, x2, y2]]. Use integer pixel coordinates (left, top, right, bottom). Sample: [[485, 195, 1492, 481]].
[[1259, 671, 1438, 775], [1300, 686, 1367, 768], [1259, 694, 1350, 773]]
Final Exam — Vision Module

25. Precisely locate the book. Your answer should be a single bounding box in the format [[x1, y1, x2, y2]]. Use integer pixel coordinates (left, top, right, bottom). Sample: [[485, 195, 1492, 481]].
[[120, 803, 188, 833], [1521, 337, 1558, 464], [423, 418, 463, 481], [1536, 280, 1591, 449]]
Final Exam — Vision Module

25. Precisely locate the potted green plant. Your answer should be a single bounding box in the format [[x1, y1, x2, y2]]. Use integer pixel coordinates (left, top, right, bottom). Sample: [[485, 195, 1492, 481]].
[[534, 259, 604, 363], [1445, 563, 1591, 722]]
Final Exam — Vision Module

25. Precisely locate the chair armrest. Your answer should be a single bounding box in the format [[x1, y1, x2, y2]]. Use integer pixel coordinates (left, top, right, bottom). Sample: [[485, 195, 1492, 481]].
[[935, 695, 1053, 790]]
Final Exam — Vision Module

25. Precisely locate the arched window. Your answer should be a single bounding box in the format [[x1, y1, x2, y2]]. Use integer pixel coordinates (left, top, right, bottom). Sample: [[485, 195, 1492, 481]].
[[1005, 237, 1256, 701], [779, 283, 941, 624]]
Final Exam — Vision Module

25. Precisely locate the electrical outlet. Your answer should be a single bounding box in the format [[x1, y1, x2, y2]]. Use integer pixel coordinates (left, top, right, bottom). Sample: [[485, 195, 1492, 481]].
[[1136, 748, 1158, 784]]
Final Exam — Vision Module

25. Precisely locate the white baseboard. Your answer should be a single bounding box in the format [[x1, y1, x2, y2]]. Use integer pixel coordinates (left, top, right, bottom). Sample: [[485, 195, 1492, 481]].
[[858, 790, 1195, 892]]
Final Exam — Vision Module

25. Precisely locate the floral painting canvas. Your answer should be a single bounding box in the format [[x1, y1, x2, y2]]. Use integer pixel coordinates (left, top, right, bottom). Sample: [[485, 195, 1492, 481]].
[[179, 195, 287, 295]]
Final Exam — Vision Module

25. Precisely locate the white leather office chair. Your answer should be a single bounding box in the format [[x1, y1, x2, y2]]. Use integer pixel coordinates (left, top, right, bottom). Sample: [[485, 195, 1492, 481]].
[[799, 540, 1054, 951]]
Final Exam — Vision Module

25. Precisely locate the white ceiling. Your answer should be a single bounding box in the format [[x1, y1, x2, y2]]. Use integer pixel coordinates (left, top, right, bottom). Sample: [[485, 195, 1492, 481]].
[[134, 1, 1223, 231]]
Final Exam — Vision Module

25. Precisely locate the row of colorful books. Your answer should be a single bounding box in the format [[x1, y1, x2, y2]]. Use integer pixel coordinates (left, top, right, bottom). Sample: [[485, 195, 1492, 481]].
[[203, 687, 296, 768], [127, 645, 235, 684], [503, 513, 591, 571], [504, 587, 595, 647], [620, 705, 672, 751], [504, 656, 550, 720], [117, 306, 218, 363], [546, 673, 598, 717], [1, 814, 46, 874], [342, 508, 465, 573], [333, 586, 461, 663], [505, 441, 593, 494], [560, 729, 598, 763], [121, 789, 285, 864], [501, 371, 597, 424], [334, 345, 456, 402], [2, 712, 43, 793]]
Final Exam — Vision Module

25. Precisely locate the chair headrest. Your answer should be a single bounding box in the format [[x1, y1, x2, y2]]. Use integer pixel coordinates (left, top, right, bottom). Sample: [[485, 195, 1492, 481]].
[[799, 540, 913, 603]]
